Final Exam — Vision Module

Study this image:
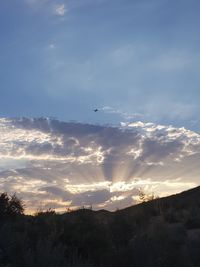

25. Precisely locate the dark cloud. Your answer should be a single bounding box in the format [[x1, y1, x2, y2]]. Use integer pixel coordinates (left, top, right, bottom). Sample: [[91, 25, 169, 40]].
[[39, 186, 110, 206], [140, 139, 184, 162], [72, 189, 111, 206], [39, 186, 72, 201]]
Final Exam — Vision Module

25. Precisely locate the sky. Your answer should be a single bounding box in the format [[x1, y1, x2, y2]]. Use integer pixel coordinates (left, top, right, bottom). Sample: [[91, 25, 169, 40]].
[[0, 0, 200, 129], [0, 0, 200, 212]]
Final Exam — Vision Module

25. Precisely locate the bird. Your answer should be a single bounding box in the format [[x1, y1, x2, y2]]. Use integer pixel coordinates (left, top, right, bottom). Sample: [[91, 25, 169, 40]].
[[93, 109, 98, 112]]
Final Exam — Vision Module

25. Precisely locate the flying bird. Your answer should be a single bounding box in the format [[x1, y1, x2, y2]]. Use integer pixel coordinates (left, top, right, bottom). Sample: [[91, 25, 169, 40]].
[[93, 109, 98, 112]]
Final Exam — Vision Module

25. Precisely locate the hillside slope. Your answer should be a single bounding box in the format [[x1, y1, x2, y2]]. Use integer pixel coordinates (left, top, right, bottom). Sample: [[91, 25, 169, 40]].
[[0, 186, 200, 267]]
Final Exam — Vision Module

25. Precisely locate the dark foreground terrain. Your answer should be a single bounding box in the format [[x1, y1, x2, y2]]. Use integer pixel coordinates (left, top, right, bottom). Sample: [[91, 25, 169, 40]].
[[1, 186, 200, 267]]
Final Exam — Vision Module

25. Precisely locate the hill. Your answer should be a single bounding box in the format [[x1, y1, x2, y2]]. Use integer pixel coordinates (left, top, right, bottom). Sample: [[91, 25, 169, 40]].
[[0, 186, 200, 267]]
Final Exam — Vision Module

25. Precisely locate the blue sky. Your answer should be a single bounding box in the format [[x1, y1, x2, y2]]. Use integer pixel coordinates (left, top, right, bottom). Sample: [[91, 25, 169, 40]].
[[1, 0, 200, 130], [0, 1, 200, 212]]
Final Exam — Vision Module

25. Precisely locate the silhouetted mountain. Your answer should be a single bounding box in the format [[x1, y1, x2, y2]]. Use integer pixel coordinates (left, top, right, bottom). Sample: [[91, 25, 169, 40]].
[[0, 186, 200, 267]]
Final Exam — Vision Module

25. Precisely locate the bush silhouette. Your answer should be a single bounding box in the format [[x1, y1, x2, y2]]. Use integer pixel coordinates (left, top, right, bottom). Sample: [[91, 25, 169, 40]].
[[0, 187, 200, 267]]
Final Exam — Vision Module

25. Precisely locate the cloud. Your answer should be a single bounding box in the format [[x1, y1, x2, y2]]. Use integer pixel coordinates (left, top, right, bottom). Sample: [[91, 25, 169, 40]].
[[54, 4, 66, 16], [102, 106, 143, 121], [48, 43, 56, 49], [0, 117, 200, 213], [25, 0, 67, 17]]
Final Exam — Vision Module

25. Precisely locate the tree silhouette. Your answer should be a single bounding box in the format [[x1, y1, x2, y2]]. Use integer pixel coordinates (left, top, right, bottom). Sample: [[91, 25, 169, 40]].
[[0, 192, 24, 218]]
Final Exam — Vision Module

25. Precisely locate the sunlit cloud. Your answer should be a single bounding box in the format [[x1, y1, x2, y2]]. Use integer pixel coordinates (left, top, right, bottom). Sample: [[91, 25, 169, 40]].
[[0, 117, 200, 213]]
